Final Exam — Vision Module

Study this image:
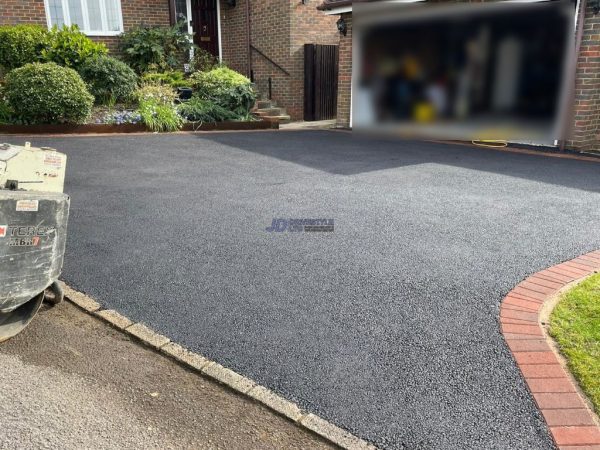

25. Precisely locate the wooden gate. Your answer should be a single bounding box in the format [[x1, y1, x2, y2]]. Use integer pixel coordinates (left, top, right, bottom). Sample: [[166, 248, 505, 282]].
[[304, 44, 339, 121]]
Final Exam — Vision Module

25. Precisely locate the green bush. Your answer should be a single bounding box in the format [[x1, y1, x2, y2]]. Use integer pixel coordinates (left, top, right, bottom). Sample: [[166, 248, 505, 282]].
[[190, 66, 251, 98], [177, 96, 239, 123], [41, 25, 107, 70], [140, 70, 189, 88], [0, 85, 13, 124], [138, 98, 183, 132], [0, 25, 49, 71], [134, 83, 178, 105], [4, 62, 93, 124], [120, 22, 194, 74], [189, 48, 218, 73], [190, 67, 256, 116], [79, 55, 138, 104]]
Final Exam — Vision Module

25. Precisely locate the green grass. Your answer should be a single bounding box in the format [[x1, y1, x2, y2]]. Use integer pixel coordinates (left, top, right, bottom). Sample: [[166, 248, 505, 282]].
[[549, 273, 600, 414]]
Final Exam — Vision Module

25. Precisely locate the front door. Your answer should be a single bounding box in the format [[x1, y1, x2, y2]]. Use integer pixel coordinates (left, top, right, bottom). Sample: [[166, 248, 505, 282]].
[[191, 0, 219, 58]]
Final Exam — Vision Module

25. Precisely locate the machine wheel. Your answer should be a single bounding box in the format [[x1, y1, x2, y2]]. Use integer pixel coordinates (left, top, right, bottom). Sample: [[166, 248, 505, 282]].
[[0, 292, 44, 343]]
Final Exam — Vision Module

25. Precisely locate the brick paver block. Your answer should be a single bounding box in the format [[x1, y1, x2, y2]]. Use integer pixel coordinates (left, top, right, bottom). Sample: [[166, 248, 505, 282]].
[[500, 253, 600, 450], [543, 409, 597, 427], [513, 351, 560, 365], [551, 427, 600, 446], [527, 377, 576, 393], [534, 393, 587, 410], [506, 339, 551, 352]]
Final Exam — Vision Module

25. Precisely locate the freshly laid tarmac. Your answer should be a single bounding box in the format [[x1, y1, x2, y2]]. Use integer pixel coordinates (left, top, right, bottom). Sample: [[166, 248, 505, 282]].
[[9, 131, 600, 449]]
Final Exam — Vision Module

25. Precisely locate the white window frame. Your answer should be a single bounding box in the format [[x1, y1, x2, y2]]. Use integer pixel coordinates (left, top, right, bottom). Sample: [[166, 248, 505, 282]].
[[44, 0, 124, 36]]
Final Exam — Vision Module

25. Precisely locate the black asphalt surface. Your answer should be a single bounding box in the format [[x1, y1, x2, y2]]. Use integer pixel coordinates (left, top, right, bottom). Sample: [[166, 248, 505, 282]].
[[11, 131, 600, 449]]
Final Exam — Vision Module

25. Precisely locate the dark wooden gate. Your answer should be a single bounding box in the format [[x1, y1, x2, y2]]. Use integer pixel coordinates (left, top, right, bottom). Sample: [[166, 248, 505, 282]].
[[304, 44, 338, 121], [191, 0, 219, 58]]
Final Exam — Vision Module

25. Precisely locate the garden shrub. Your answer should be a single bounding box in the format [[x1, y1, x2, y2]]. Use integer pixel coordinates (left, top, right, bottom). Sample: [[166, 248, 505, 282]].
[[190, 66, 251, 98], [189, 48, 218, 73], [134, 83, 178, 105], [138, 98, 183, 132], [140, 70, 189, 88], [41, 25, 107, 70], [177, 96, 239, 123], [4, 62, 93, 124], [190, 67, 256, 116], [120, 22, 193, 74], [0, 25, 49, 71], [79, 55, 138, 104], [134, 83, 182, 132]]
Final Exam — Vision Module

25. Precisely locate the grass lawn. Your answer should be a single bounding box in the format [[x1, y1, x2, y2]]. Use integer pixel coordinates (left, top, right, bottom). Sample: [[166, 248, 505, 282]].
[[549, 273, 600, 415]]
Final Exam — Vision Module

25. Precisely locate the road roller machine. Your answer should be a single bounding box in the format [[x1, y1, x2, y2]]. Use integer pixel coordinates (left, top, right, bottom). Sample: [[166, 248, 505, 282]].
[[0, 142, 70, 342]]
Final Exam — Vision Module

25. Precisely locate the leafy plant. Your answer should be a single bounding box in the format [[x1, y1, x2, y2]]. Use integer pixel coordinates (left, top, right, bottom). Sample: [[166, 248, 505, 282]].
[[41, 25, 107, 70], [79, 55, 138, 104], [140, 70, 190, 88], [189, 66, 256, 116], [215, 84, 257, 116], [120, 22, 194, 74], [0, 25, 50, 71], [134, 83, 178, 105], [177, 96, 239, 123], [190, 66, 251, 98], [4, 62, 93, 124], [189, 48, 218, 73], [138, 98, 183, 132]]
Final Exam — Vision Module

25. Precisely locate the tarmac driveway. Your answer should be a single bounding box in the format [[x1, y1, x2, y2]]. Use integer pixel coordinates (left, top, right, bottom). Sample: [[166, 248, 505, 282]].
[[14, 131, 600, 449]]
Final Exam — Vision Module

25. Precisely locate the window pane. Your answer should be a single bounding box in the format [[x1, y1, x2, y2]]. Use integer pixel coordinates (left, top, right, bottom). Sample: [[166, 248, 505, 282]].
[[105, 0, 121, 31], [175, 0, 188, 32], [87, 0, 103, 31], [47, 0, 65, 27], [68, 0, 85, 29]]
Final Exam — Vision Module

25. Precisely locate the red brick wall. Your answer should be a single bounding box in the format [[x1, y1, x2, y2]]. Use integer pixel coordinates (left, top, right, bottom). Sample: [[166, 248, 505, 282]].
[[568, 2, 600, 151], [0, 0, 170, 54], [290, 1, 338, 120], [219, 0, 337, 121], [0, 0, 47, 26], [334, 12, 351, 128]]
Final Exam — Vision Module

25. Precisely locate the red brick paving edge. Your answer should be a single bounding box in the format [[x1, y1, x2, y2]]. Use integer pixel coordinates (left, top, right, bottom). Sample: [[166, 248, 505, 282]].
[[501, 251, 600, 449]]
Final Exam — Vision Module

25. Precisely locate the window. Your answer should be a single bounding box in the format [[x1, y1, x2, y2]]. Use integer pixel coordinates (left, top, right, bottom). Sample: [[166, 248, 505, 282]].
[[45, 0, 123, 35]]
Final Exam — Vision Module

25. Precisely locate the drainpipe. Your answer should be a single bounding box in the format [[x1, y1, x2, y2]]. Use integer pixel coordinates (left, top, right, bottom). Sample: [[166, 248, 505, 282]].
[[559, 0, 587, 152], [246, 0, 252, 78]]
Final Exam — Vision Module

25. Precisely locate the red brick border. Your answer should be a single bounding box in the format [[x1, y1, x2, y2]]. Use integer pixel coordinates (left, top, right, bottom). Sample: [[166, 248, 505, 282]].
[[501, 251, 600, 449]]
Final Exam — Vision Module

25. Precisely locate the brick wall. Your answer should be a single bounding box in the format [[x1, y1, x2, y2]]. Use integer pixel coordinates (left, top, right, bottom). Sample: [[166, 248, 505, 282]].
[[220, 0, 337, 121], [568, 2, 600, 151], [334, 12, 351, 128], [0, 0, 170, 54]]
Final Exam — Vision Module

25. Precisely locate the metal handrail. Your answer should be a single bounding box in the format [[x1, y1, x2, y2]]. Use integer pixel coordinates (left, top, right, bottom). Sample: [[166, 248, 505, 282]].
[[250, 45, 291, 76]]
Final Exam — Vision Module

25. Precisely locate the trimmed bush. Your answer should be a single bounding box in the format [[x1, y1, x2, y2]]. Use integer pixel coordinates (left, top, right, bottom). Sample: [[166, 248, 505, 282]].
[[134, 83, 178, 105], [190, 66, 256, 116], [0, 25, 49, 71], [140, 71, 189, 89], [41, 25, 107, 70], [79, 55, 138, 104], [190, 66, 251, 98], [5, 62, 93, 124], [120, 22, 193, 74]]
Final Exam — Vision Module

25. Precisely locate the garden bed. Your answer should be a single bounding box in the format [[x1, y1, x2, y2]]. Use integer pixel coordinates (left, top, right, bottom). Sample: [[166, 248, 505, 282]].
[[0, 119, 278, 135]]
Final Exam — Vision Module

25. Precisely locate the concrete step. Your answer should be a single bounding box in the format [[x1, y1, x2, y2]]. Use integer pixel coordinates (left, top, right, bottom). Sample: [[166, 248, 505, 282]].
[[256, 100, 275, 109]]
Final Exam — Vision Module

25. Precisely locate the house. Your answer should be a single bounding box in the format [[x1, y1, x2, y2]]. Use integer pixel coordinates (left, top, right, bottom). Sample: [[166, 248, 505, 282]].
[[0, 0, 340, 121], [318, 0, 600, 152]]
